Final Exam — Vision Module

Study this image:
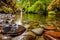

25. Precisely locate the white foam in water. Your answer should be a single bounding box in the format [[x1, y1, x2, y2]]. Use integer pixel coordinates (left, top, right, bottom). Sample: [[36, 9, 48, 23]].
[[3, 36, 8, 39]]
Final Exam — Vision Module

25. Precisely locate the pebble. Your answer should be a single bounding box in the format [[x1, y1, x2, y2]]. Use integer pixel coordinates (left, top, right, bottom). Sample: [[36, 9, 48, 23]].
[[12, 31, 35, 40]]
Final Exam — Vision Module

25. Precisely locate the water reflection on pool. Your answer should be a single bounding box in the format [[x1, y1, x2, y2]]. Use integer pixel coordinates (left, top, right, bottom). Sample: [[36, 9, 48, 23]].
[[15, 13, 56, 25]]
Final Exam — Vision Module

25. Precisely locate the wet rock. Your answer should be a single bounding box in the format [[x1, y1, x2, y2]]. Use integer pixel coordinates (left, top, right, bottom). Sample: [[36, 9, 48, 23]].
[[44, 26, 56, 30], [0, 14, 26, 37], [43, 34, 58, 40], [56, 27, 60, 31], [2, 25, 26, 37], [12, 31, 35, 40], [0, 24, 2, 30], [32, 28, 44, 35], [23, 35, 35, 40], [0, 24, 2, 33], [45, 31, 60, 38], [32, 23, 39, 26], [22, 31, 36, 40], [16, 25, 26, 34], [24, 24, 31, 29], [25, 31, 35, 37]]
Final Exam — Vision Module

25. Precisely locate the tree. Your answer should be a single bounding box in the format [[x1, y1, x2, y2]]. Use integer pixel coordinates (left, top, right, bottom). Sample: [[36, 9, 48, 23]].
[[47, 0, 60, 11], [0, 0, 20, 14], [27, 0, 52, 15], [15, 0, 52, 15]]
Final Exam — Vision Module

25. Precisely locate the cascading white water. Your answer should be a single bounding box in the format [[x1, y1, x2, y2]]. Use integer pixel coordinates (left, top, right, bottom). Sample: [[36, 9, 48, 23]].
[[20, 9, 22, 25], [16, 9, 22, 25]]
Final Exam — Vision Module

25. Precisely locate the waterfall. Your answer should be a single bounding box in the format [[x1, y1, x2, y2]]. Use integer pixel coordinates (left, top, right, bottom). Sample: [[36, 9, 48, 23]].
[[20, 9, 22, 25], [16, 9, 22, 25]]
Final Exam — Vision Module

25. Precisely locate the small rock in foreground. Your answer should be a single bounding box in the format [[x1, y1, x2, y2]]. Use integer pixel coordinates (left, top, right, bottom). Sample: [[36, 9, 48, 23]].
[[32, 28, 44, 35]]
